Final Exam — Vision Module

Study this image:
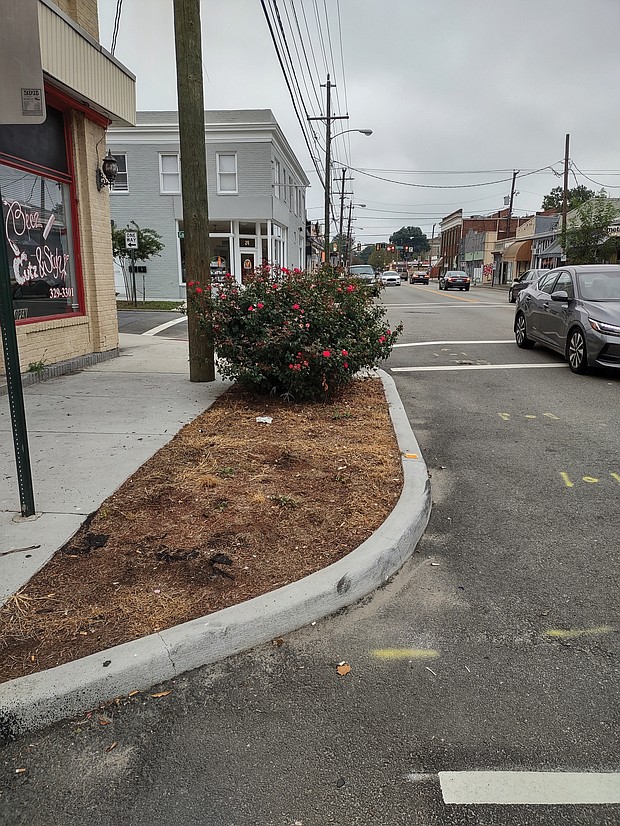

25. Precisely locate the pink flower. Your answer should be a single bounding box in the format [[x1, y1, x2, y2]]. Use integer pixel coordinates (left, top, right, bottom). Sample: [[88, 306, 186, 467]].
[[281, 267, 290, 275], [386, 329, 391, 335], [343, 362, 349, 369], [219, 294, 226, 299], [341, 349, 348, 356], [305, 323, 310, 328], [292, 304, 300, 310], [257, 302, 264, 309], [293, 267, 301, 274], [271, 283, 279, 290], [346, 285, 355, 293], [322, 350, 331, 358], [378, 335, 386, 343], [248, 305, 255, 312]]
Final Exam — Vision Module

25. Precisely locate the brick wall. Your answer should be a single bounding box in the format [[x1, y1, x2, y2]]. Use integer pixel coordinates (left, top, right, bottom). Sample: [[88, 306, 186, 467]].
[[53, 0, 100, 40]]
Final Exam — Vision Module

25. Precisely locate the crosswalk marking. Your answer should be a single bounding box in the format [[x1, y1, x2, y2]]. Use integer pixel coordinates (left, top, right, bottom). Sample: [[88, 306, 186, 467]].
[[392, 363, 568, 372]]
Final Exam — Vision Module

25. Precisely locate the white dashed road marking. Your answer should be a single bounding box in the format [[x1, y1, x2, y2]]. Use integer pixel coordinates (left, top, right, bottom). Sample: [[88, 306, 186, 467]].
[[437, 771, 620, 805]]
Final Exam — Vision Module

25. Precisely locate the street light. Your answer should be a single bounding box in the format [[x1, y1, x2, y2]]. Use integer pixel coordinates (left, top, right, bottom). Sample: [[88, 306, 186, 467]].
[[324, 129, 372, 263]]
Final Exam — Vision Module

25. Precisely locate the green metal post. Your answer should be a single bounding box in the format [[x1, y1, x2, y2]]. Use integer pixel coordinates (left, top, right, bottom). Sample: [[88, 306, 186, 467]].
[[0, 186, 35, 516]]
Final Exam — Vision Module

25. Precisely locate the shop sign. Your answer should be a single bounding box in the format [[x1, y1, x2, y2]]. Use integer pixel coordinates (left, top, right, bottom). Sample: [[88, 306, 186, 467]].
[[0, 0, 46, 125], [4, 197, 71, 308]]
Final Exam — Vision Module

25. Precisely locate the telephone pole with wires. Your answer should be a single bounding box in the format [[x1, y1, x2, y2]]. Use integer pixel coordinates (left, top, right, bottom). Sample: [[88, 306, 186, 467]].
[[309, 74, 347, 264], [562, 133, 570, 253], [173, 0, 214, 382]]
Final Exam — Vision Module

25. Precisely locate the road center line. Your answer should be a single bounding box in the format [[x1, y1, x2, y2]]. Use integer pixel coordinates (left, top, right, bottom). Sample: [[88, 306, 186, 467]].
[[437, 771, 620, 805], [392, 363, 568, 372], [393, 340, 515, 348], [142, 315, 187, 336]]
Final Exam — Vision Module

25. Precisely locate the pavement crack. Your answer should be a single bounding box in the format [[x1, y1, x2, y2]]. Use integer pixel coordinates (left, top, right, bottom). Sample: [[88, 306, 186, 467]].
[[157, 632, 177, 674]]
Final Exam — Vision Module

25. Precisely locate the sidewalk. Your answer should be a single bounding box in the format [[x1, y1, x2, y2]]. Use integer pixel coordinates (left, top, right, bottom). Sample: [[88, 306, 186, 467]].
[[0, 334, 229, 606]]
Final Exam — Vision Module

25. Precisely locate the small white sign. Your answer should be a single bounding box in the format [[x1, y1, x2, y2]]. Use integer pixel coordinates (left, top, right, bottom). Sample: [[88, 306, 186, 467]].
[[125, 231, 138, 249]]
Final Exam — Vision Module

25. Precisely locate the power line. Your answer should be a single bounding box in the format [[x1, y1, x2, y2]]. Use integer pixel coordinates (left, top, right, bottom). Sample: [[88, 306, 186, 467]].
[[570, 161, 620, 190], [110, 0, 123, 55]]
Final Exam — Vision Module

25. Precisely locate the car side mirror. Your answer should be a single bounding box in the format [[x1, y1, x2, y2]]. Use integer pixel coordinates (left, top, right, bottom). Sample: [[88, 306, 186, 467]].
[[551, 290, 569, 302]]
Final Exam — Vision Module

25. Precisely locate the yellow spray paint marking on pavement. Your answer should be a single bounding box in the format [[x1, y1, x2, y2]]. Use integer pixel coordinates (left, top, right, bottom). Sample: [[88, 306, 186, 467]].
[[559, 472, 574, 488], [543, 412, 560, 420], [525, 415, 537, 419], [404, 453, 419, 459], [499, 413, 511, 421], [544, 626, 614, 640], [372, 649, 440, 660]]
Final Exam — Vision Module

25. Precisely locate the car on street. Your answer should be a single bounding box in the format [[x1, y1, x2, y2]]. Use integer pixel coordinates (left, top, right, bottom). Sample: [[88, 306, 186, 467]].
[[380, 270, 401, 287], [439, 270, 471, 291], [508, 268, 548, 303], [348, 264, 377, 284], [514, 264, 620, 373], [409, 271, 430, 284]]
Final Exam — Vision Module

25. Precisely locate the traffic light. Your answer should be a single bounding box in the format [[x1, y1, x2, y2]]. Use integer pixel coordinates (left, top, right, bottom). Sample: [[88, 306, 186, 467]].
[[332, 242, 338, 252]]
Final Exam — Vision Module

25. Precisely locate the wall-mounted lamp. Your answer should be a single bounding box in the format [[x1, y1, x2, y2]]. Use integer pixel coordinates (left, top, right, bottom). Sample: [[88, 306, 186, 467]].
[[96, 150, 119, 191]]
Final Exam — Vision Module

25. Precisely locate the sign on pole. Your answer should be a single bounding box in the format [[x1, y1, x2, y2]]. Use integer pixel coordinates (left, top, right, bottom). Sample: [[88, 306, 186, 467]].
[[124, 230, 138, 249], [0, 0, 46, 125]]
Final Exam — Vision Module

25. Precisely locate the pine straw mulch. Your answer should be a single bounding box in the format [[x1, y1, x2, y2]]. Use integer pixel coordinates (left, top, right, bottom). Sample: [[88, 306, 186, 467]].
[[0, 377, 403, 683]]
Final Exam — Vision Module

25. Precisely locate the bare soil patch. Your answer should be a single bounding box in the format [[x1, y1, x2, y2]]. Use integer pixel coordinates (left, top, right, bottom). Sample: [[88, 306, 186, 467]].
[[0, 378, 402, 682]]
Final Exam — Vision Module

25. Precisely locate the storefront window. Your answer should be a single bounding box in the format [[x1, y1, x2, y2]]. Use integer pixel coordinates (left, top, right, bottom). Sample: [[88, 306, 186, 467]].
[[1, 162, 79, 321]]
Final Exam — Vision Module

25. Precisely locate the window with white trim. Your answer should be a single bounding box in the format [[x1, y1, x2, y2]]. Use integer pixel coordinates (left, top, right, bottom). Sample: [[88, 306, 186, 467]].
[[159, 153, 180, 194], [217, 152, 237, 194], [274, 159, 281, 198], [110, 153, 128, 192]]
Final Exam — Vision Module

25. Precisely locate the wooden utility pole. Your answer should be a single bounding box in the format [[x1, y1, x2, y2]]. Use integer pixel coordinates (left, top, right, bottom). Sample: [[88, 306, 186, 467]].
[[173, 0, 214, 381], [561, 133, 570, 255], [504, 169, 519, 239]]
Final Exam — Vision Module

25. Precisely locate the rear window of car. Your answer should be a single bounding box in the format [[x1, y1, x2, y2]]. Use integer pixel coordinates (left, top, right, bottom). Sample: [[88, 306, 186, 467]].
[[446, 272, 467, 277], [349, 266, 374, 276]]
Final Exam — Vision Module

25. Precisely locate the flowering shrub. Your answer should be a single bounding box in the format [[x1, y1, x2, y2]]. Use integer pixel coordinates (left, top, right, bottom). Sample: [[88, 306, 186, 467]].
[[187, 265, 402, 401]]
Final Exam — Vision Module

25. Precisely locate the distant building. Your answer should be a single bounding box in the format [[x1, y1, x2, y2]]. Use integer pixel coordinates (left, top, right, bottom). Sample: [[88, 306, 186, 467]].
[[439, 209, 529, 276], [107, 110, 309, 300]]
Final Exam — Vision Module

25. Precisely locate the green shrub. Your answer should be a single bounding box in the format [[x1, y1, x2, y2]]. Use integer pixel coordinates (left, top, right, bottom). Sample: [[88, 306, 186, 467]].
[[187, 265, 402, 401]]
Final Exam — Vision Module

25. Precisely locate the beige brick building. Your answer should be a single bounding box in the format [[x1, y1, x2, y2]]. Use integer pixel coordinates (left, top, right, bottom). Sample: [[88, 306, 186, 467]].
[[0, 0, 135, 374]]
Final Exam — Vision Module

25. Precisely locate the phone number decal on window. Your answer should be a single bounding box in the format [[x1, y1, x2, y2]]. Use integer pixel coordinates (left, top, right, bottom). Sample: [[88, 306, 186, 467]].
[[49, 286, 74, 299]]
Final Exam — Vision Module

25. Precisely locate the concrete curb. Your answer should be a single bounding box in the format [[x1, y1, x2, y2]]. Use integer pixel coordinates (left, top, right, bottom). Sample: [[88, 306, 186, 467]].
[[0, 370, 431, 741]]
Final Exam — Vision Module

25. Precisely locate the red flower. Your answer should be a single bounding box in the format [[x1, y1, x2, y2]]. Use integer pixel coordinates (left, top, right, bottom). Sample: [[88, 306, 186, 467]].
[[293, 267, 301, 274], [386, 329, 391, 335], [272, 284, 279, 290], [292, 303, 300, 310], [195, 286, 203, 294], [187, 280, 195, 287], [341, 349, 348, 356], [346, 285, 355, 292], [248, 305, 255, 312], [378, 335, 386, 343], [281, 267, 290, 275], [343, 362, 349, 369], [322, 350, 331, 357], [257, 302, 264, 309]]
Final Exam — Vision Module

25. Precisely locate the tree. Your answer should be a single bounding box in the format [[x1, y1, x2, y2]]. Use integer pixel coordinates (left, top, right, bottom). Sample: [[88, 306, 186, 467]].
[[389, 226, 429, 257], [368, 248, 392, 270], [541, 185, 594, 213], [565, 192, 620, 264], [358, 244, 374, 264], [111, 220, 165, 304]]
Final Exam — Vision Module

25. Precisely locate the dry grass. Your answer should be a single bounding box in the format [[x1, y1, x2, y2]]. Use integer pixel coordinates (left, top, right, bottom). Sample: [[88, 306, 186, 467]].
[[0, 378, 403, 682]]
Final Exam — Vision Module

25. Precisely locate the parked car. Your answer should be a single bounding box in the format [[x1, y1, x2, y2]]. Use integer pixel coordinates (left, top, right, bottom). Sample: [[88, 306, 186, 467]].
[[514, 264, 620, 373], [348, 264, 377, 284], [439, 271, 470, 291], [380, 271, 401, 287], [508, 269, 548, 303], [409, 271, 429, 284]]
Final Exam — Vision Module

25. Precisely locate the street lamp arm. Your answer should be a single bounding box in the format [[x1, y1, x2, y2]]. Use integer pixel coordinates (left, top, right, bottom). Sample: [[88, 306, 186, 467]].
[[331, 128, 373, 142]]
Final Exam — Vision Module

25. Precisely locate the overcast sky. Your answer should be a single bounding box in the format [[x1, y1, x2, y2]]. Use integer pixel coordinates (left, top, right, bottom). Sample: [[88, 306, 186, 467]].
[[99, 0, 620, 244]]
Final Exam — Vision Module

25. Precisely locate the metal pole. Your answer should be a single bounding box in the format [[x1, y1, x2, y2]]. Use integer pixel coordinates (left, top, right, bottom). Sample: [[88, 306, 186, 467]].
[[131, 250, 137, 307], [0, 185, 35, 517], [338, 166, 346, 266]]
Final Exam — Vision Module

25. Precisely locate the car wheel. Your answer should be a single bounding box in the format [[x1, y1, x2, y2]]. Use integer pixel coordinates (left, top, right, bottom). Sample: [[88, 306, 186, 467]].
[[567, 327, 589, 374], [515, 311, 535, 349], [465, 286, 470, 291]]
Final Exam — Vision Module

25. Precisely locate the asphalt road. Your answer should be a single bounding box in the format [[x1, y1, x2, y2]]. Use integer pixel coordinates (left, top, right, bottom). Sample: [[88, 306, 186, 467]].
[[1, 284, 618, 825]]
